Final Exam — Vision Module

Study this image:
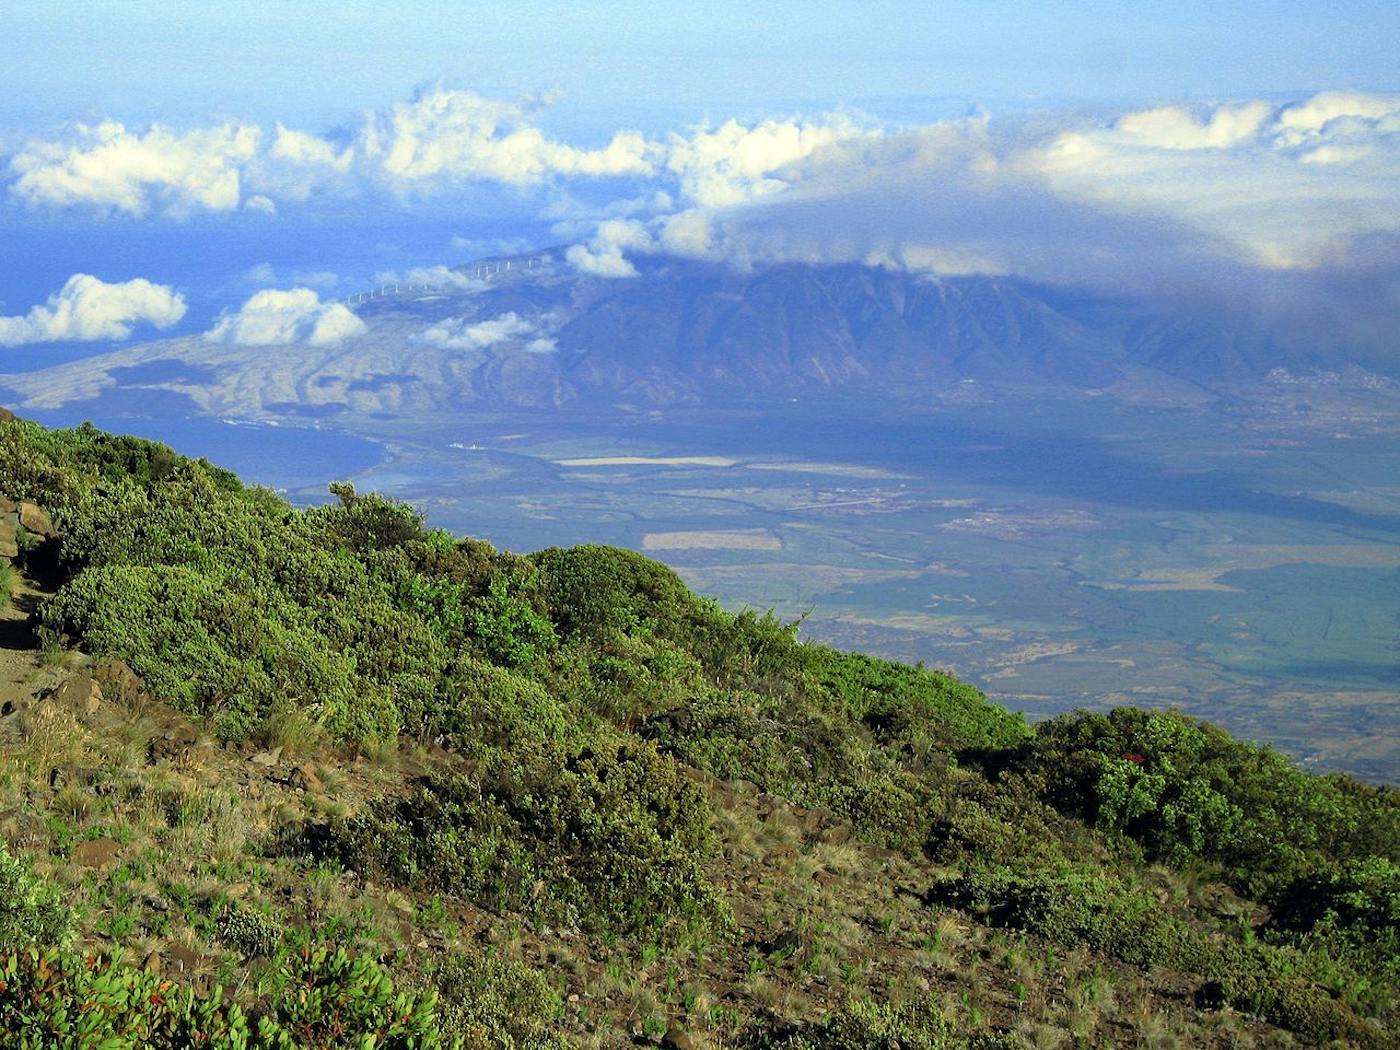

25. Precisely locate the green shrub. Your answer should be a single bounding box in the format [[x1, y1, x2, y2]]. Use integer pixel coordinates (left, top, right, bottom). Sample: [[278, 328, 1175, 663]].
[[801, 647, 1027, 754], [1271, 855, 1400, 996], [324, 733, 722, 936], [466, 570, 557, 669], [429, 951, 568, 1050], [0, 844, 70, 953], [534, 543, 702, 642], [0, 945, 455, 1049], [748, 995, 1010, 1049], [431, 656, 574, 752], [258, 945, 449, 1049], [1273, 855, 1400, 937], [642, 688, 927, 847], [930, 863, 1385, 1045], [216, 901, 285, 958], [1013, 708, 1400, 906], [0, 947, 251, 1049]]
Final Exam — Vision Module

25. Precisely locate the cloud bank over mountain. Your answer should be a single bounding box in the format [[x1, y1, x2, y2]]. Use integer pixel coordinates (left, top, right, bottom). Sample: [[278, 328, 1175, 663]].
[[0, 274, 186, 347], [3, 86, 1397, 358]]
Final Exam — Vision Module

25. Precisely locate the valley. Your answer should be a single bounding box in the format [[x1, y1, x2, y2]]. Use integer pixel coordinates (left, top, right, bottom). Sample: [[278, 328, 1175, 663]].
[[16, 383, 1398, 780]]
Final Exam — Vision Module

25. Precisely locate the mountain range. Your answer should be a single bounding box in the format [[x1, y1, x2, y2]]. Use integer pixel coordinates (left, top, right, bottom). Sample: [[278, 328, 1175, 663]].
[[2, 251, 1369, 423]]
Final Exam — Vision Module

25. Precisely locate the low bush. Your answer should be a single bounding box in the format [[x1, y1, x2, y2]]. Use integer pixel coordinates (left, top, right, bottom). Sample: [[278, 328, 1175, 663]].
[[931, 863, 1386, 1045], [429, 950, 568, 1050], [748, 995, 1013, 1049], [1011, 708, 1400, 907], [323, 733, 722, 936], [0, 844, 70, 954], [0, 945, 452, 1049]]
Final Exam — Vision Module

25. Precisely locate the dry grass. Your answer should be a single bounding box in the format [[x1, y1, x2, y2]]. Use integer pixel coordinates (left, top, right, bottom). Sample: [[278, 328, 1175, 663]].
[[18, 701, 87, 773]]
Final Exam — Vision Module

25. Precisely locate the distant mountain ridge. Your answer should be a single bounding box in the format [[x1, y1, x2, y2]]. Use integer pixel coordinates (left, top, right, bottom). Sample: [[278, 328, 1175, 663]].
[[0, 252, 1363, 420]]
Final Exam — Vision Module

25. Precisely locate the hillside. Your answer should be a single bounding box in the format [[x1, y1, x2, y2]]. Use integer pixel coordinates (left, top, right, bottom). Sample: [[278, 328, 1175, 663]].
[[1, 254, 1358, 423], [0, 413, 1396, 1048]]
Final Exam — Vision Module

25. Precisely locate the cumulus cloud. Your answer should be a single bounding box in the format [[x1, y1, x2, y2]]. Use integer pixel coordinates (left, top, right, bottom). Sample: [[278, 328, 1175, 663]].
[[269, 124, 354, 172], [665, 114, 875, 208], [206, 288, 365, 346], [4, 87, 876, 223], [1112, 101, 1274, 150], [0, 274, 186, 347], [565, 218, 655, 276], [558, 91, 1400, 288], [4, 87, 656, 217], [7, 87, 1399, 324], [417, 311, 555, 352], [360, 86, 655, 189], [10, 120, 260, 217]]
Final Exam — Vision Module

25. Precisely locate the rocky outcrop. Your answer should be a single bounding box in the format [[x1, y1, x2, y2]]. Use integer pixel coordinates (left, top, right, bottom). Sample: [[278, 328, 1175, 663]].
[[17, 501, 56, 539], [50, 674, 103, 717], [0, 494, 59, 567], [150, 723, 200, 763], [92, 656, 143, 706]]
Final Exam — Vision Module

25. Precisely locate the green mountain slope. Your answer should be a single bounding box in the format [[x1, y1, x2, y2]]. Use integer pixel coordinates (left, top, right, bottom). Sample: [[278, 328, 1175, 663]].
[[0, 415, 1395, 1048]]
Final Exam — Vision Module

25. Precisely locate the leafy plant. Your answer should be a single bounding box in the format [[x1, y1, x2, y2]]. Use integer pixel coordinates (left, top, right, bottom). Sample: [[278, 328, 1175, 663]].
[[0, 844, 70, 953]]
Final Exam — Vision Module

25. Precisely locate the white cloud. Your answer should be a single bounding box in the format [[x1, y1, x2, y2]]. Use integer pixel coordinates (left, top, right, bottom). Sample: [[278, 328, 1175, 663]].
[[7, 88, 1399, 296], [416, 311, 553, 351], [565, 218, 655, 276], [543, 92, 1400, 285], [1113, 102, 1273, 150], [1034, 92, 1400, 269], [206, 288, 365, 346], [358, 86, 655, 190], [658, 210, 718, 258], [5, 88, 657, 217], [5, 90, 874, 224], [0, 274, 186, 347], [665, 115, 875, 208], [10, 120, 260, 217], [379, 265, 488, 292], [1276, 91, 1400, 137], [269, 124, 354, 172]]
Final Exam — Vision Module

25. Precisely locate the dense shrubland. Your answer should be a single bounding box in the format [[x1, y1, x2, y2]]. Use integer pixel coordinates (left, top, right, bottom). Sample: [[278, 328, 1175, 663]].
[[1, 416, 1396, 1046]]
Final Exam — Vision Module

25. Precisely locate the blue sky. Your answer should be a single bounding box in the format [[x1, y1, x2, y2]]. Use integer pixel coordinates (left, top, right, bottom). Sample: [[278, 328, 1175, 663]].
[[1, 2, 1397, 367], [5, 1, 1397, 128]]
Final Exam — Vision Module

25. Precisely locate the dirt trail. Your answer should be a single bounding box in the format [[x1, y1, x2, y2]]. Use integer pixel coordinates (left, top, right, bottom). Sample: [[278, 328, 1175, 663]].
[[0, 572, 56, 708]]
